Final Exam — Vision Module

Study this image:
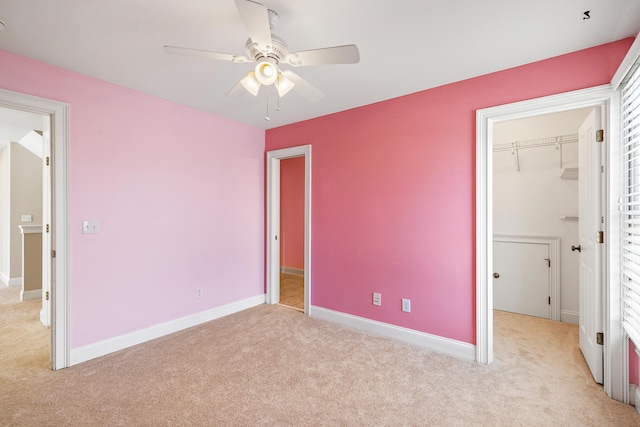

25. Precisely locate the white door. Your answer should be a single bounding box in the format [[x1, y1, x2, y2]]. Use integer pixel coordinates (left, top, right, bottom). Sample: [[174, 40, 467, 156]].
[[578, 107, 603, 384], [40, 115, 52, 328], [494, 241, 550, 319]]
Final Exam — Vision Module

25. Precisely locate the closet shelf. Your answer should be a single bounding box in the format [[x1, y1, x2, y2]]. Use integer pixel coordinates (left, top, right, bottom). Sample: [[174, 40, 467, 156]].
[[492, 134, 578, 152], [493, 133, 578, 171]]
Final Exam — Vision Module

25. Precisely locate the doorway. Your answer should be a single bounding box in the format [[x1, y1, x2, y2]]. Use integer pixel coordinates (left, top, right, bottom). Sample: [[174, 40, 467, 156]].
[[492, 108, 592, 323], [278, 156, 305, 311], [0, 88, 70, 370], [0, 107, 49, 363], [266, 145, 311, 314], [476, 85, 626, 400]]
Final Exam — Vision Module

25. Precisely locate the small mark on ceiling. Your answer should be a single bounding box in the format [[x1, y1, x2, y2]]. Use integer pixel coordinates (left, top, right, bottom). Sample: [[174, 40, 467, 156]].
[[583, 10, 591, 20]]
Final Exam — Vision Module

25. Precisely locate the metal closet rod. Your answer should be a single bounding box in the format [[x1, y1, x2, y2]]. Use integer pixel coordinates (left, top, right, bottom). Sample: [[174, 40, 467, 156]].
[[492, 133, 578, 152], [493, 133, 578, 171]]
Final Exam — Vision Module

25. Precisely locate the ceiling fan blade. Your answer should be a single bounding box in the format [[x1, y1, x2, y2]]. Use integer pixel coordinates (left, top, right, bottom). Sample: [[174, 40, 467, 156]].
[[282, 70, 324, 103], [234, 0, 273, 50], [284, 45, 360, 67], [163, 45, 249, 63]]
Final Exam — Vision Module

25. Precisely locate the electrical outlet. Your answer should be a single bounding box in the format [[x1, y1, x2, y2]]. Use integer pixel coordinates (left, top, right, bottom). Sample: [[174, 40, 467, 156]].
[[373, 292, 381, 306], [196, 287, 203, 298], [21, 214, 32, 222], [402, 298, 411, 313]]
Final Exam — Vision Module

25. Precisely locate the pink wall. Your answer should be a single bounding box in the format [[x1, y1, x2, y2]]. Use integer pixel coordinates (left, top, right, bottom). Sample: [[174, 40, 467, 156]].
[[631, 341, 639, 388], [266, 39, 633, 344], [280, 157, 305, 270], [0, 49, 265, 348]]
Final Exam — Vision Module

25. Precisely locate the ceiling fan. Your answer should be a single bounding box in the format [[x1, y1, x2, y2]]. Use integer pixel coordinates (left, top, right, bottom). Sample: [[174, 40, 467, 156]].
[[164, 0, 360, 103]]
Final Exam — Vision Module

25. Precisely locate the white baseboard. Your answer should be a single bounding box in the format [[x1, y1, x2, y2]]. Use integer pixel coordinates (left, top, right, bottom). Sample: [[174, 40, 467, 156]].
[[310, 306, 476, 361], [0, 270, 23, 287], [561, 310, 579, 325], [8, 277, 23, 287], [70, 294, 266, 366], [21, 289, 41, 301], [631, 384, 640, 414], [0, 270, 8, 286], [280, 267, 304, 275]]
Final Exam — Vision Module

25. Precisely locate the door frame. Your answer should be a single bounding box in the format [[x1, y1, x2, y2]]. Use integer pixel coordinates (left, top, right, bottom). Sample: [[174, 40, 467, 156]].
[[0, 88, 70, 370], [266, 145, 312, 314], [475, 84, 626, 401]]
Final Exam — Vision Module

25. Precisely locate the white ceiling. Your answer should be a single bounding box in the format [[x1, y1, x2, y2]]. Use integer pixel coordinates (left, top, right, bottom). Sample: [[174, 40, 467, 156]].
[[0, 0, 639, 130]]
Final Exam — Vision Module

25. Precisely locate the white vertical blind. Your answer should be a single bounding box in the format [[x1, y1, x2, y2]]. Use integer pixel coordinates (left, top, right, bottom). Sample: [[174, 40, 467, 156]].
[[621, 61, 640, 347]]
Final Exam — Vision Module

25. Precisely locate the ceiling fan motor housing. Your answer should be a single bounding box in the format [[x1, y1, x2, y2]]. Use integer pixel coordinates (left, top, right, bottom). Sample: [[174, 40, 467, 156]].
[[245, 34, 288, 64]]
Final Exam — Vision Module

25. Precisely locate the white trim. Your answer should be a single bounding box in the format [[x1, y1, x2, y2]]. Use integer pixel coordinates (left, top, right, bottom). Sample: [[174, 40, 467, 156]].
[[312, 306, 475, 361], [281, 267, 304, 275], [476, 85, 626, 401], [611, 32, 640, 90], [70, 294, 265, 366], [18, 225, 43, 234], [1, 275, 23, 287], [493, 234, 560, 321], [266, 145, 312, 315], [560, 310, 580, 324], [630, 384, 638, 407], [21, 289, 41, 301], [0, 88, 71, 370]]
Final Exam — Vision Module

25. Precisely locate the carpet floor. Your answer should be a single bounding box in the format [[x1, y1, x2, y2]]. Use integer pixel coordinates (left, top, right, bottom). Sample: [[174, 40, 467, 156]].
[[1, 285, 639, 426]]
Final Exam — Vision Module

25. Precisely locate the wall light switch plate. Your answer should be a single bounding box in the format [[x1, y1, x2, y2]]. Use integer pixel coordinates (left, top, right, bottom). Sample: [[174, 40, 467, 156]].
[[82, 220, 100, 234], [21, 215, 32, 222]]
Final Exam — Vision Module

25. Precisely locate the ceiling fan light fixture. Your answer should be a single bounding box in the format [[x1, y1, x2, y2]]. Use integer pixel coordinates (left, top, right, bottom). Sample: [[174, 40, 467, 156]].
[[255, 57, 278, 85], [275, 73, 295, 97], [240, 72, 261, 96]]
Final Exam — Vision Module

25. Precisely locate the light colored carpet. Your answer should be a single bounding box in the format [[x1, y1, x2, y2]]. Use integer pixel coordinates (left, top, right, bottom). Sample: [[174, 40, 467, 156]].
[[279, 272, 304, 311], [1, 285, 639, 426]]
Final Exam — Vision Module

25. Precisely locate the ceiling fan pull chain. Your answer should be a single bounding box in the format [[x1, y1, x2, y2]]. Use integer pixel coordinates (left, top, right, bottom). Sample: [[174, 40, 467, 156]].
[[276, 88, 281, 111], [265, 96, 271, 121]]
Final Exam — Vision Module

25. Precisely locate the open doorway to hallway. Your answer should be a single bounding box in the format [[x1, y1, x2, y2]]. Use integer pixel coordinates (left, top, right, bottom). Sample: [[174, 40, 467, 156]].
[[0, 105, 50, 366], [278, 156, 305, 311], [266, 145, 311, 315]]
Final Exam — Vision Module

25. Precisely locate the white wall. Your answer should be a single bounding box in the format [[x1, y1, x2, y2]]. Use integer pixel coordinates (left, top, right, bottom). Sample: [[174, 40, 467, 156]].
[[10, 142, 42, 278], [0, 141, 42, 286], [0, 144, 9, 285], [493, 108, 592, 324]]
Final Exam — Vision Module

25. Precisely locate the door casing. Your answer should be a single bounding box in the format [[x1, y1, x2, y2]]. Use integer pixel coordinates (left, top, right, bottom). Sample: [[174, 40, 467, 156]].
[[0, 88, 70, 370], [266, 145, 312, 314], [476, 84, 626, 401]]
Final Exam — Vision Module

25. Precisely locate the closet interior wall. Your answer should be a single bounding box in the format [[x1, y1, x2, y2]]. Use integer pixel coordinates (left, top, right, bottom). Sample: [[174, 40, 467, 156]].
[[492, 108, 592, 324]]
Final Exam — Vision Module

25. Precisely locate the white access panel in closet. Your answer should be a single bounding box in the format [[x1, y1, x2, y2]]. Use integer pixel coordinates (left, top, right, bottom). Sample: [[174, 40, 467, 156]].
[[494, 238, 553, 319]]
